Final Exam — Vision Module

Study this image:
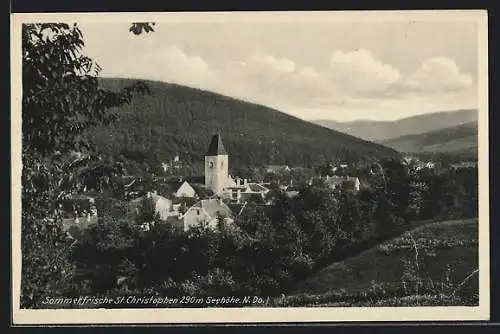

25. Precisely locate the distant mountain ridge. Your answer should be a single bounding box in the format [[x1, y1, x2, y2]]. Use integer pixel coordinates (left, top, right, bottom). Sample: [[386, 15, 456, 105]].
[[313, 109, 478, 142], [85, 78, 398, 175], [379, 121, 478, 155]]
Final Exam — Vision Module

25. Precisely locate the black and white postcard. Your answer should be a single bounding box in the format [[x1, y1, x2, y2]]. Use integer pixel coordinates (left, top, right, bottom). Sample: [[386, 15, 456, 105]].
[[10, 10, 489, 324]]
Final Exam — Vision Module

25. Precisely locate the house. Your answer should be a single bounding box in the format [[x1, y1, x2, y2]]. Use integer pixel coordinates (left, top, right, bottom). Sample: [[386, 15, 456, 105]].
[[190, 183, 215, 199], [128, 191, 176, 222], [403, 156, 419, 166], [265, 165, 291, 174], [171, 196, 198, 213], [424, 162, 436, 169], [173, 180, 197, 198], [62, 215, 98, 235], [153, 177, 202, 200], [284, 188, 300, 198], [319, 175, 361, 192], [161, 155, 182, 173], [450, 161, 477, 170], [60, 194, 99, 234], [224, 177, 270, 204], [181, 198, 233, 232], [60, 193, 97, 212]]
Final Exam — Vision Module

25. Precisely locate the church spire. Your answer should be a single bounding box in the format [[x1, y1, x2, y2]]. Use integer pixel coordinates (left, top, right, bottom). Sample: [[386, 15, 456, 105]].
[[206, 133, 228, 156]]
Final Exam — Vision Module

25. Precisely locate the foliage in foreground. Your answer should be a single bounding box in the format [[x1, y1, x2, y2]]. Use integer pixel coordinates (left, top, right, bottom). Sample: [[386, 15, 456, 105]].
[[21, 23, 148, 308]]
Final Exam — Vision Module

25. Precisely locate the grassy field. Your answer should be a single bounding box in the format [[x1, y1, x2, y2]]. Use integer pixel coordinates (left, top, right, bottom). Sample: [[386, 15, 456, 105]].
[[280, 218, 479, 307]]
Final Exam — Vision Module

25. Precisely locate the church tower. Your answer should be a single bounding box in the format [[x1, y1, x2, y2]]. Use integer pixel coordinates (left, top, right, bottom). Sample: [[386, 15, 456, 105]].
[[205, 133, 229, 194]]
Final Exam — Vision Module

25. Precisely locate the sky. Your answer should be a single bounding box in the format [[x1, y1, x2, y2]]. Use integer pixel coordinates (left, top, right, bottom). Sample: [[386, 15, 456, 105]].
[[78, 13, 480, 122]]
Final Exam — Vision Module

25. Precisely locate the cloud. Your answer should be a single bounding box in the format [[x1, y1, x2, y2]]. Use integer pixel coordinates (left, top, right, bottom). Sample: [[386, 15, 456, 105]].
[[211, 49, 475, 115], [212, 50, 332, 107], [328, 49, 401, 95], [101, 45, 476, 121], [299, 66, 321, 79], [101, 45, 214, 87], [403, 57, 473, 92], [154, 46, 212, 85], [249, 50, 296, 73]]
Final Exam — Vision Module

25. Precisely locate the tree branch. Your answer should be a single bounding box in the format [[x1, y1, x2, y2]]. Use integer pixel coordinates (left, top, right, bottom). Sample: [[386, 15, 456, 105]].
[[452, 268, 479, 297]]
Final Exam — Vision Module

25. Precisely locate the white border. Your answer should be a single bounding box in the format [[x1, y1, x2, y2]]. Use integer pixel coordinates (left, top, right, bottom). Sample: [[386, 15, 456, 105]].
[[10, 10, 490, 324]]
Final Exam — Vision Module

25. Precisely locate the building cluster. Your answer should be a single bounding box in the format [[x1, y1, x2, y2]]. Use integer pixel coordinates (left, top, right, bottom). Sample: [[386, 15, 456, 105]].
[[60, 133, 364, 235], [402, 156, 437, 172], [317, 175, 361, 192]]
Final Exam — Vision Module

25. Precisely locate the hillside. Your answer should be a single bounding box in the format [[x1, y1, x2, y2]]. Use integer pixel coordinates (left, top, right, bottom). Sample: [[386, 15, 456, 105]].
[[288, 219, 478, 306], [379, 121, 478, 154], [86, 78, 398, 175], [313, 109, 478, 142]]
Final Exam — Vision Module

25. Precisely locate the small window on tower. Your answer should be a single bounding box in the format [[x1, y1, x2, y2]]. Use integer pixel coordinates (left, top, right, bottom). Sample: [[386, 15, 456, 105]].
[[209, 161, 214, 168], [221, 161, 224, 168]]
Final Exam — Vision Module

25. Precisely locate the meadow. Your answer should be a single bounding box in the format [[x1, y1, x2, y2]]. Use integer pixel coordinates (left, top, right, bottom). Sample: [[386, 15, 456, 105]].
[[270, 219, 479, 307]]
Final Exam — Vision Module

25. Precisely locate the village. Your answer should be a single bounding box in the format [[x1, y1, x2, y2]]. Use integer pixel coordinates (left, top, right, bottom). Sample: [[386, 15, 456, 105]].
[[60, 133, 366, 234], [59, 132, 477, 237]]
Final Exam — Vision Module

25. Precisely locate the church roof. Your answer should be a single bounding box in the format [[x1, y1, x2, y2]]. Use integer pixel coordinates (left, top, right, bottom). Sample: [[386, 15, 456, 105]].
[[206, 133, 228, 156]]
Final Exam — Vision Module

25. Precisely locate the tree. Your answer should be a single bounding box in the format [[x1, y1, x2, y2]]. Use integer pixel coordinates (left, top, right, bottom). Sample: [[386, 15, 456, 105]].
[[129, 23, 155, 35], [292, 184, 340, 265], [21, 23, 149, 308], [337, 189, 362, 243]]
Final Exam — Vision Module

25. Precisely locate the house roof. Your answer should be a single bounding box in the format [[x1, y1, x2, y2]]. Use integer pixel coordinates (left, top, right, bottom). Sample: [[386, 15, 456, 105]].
[[285, 190, 300, 198], [227, 203, 245, 215], [345, 176, 360, 183], [174, 180, 195, 193], [206, 133, 228, 156], [167, 179, 184, 189], [324, 175, 345, 186], [66, 193, 96, 201], [323, 175, 360, 186], [190, 199, 233, 219], [247, 183, 269, 193], [190, 183, 214, 199], [172, 196, 198, 207], [265, 165, 290, 170], [240, 193, 264, 202], [129, 193, 170, 206], [156, 179, 183, 196]]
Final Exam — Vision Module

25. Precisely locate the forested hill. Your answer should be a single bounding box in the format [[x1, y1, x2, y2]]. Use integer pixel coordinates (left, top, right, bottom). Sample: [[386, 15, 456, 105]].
[[86, 78, 399, 175], [379, 121, 478, 155], [314, 109, 478, 142]]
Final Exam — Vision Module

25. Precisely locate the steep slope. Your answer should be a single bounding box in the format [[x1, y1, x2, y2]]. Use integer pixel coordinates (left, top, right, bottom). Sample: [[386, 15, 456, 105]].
[[293, 219, 478, 299], [86, 78, 398, 174], [313, 109, 478, 142], [379, 121, 478, 154]]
